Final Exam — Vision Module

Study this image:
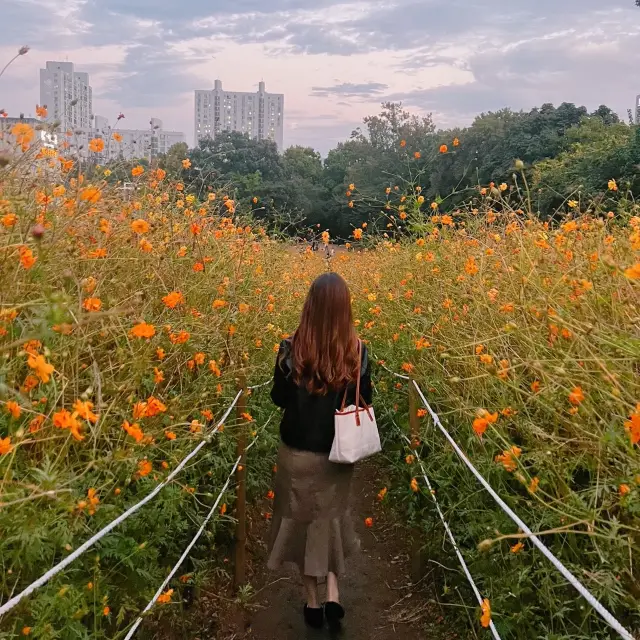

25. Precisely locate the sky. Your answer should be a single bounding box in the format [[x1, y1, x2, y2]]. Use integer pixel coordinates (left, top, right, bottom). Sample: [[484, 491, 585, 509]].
[[2, 0, 640, 155]]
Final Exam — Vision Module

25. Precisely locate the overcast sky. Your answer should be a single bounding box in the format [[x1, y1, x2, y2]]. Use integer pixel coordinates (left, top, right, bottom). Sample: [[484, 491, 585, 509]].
[[2, 0, 639, 154]]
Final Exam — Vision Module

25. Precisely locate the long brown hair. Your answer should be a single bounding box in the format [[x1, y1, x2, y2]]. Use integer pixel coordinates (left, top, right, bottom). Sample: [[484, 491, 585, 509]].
[[291, 272, 359, 395]]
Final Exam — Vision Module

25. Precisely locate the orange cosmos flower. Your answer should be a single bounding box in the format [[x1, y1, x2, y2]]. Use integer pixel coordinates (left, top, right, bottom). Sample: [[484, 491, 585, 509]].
[[165, 431, 176, 440], [510, 542, 524, 554], [410, 478, 419, 492], [112, 132, 123, 142], [11, 122, 34, 147], [5, 401, 21, 419], [624, 262, 640, 280], [528, 477, 540, 494], [82, 297, 102, 312], [453, 137, 460, 147], [364, 517, 374, 528], [74, 400, 99, 424], [182, 158, 191, 169], [2, 212, 17, 227], [169, 330, 190, 344], [153, 367, 164, 383], [19, 246, 36, 269], [52, 409, 84, 441], [399, 139, 406, 147], [624, 406, 640, 445], [157, 589, 174, 604], [29, 415, 45, 433], [495, 446, 522, 472], [156, 348, 166, 360], [619, 484, 630, 496], [138, 459, 152, 476], [80, 186, 102, 203], [480, 599, 491, 628], [131, 219, 150, 234], [130, 322, 155, 339], [162, 291, 184, 309], [27, 353, 54, 383], [88, 138, 105, 153], [193, 262, 204, 272], [123, 421, 144, 442], [0, 437, 13, 455], [35, 104, 48, 118], [568, 386, 585, 406], [439, 144, 448, 153], [401, 362, 414, 373], [131, 165, 145, 177], [208, 360, 221, 377], [322, 231, 330, 245], [413, 151, 421, 159]]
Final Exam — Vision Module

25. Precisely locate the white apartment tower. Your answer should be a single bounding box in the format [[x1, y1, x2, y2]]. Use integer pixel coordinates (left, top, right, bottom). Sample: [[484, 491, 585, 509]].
[[195, 80, 284, 150], [40, 61, 93, 133]]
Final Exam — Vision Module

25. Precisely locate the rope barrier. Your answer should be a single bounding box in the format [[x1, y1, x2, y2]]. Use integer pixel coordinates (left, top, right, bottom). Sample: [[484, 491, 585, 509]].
[[248, 377, 273, 391], [399, 432, 502, 640], [410, 380, 634, 640], [123, 414, 273, 639], [0, 389, 244, 618]]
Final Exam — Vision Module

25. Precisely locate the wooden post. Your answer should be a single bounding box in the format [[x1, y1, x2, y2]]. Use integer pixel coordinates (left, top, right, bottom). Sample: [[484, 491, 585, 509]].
[[408, 377, 423, 583], [234, 374, 247, 590]]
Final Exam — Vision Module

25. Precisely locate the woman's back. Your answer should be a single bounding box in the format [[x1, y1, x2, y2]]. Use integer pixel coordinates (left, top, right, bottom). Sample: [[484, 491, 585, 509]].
[[271, 338, 372, 453]]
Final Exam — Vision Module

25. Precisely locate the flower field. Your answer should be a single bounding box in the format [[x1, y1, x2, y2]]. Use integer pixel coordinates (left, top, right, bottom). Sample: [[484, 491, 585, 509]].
[[1, 133, 639, 639]]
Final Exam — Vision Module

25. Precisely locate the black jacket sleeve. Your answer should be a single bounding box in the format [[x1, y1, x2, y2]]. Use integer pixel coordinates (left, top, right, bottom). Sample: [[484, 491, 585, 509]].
[[359, 344, 373, 405], [270, 341, 292, 409]]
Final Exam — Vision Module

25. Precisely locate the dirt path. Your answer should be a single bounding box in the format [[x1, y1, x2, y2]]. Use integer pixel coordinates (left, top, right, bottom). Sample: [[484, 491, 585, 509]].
[[232, 462, 457, 640]]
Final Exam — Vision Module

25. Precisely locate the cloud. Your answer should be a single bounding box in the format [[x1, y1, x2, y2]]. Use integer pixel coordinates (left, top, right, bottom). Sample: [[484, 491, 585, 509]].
[[383, 21, 640, 128], [2, 0, 639, 154], [310, 82, 389, 98]]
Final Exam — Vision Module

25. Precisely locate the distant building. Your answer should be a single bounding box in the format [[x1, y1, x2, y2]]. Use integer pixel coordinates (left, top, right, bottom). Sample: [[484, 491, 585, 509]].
[[194, 80, 284, 150], [636, 95, 640, 125], [40, 61, 93, 133], [92, 116, 185, 161]]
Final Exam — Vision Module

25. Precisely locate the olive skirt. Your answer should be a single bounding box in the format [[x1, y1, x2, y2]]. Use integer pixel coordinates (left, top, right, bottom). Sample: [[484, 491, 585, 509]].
[[267, 443, 360, 577]]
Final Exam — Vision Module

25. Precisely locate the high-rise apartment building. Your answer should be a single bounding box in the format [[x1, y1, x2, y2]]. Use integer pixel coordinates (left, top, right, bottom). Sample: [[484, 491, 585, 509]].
[[40, 61, 93, 133], [194, 80, 284, 150], [636, 95, 640, 125]]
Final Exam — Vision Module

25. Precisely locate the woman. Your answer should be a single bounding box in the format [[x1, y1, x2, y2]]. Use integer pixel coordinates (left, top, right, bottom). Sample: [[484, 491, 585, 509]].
[[268, 272, 373, 631]]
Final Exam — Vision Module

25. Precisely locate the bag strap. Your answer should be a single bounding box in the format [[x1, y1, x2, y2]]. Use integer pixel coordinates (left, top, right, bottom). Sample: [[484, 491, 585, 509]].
[[340, 339, 362, 411]]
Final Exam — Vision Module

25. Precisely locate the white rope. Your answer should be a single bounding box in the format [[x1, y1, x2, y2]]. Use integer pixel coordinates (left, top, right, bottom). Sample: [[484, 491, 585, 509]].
[[411, 380, 634, 640], [400, 433, 501, 640], [0, 390, 243, 618], [248, 377, 273, 390], [373, 355, 410, 380], [123, 415, 273, 639]]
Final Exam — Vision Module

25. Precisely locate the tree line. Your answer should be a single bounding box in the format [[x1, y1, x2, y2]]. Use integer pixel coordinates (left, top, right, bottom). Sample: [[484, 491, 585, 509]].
[[106, 101, 640, 239]]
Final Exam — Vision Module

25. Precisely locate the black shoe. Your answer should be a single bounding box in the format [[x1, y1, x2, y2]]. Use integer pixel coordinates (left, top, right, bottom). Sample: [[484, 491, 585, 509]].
[[324, 602, 345, 631], [303, 604, 324, 629]]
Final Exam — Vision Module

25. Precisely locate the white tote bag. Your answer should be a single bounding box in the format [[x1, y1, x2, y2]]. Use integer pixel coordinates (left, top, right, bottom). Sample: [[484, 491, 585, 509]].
[[329, 341, 381, 464]]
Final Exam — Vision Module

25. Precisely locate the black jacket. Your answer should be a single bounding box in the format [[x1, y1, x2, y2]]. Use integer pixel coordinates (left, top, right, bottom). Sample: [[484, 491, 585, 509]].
[[270, 340, 373, 453]]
